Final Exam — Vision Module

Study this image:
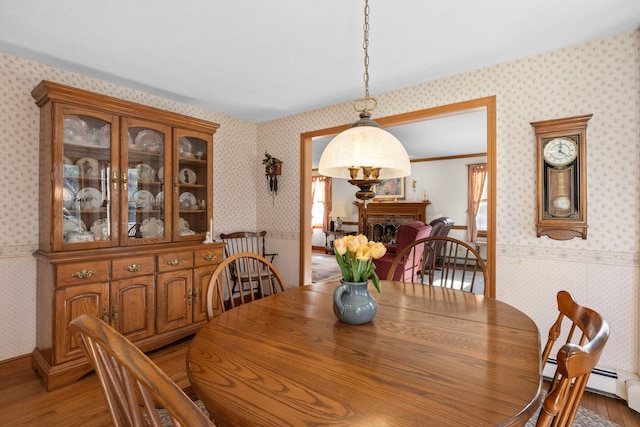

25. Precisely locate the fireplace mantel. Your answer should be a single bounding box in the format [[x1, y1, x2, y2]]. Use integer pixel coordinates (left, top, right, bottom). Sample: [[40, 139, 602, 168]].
[[355, 201, 430, 244]]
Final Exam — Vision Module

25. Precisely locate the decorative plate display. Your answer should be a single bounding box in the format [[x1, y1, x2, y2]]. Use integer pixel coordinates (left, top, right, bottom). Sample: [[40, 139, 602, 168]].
[[64, 115, 88, 144], [179, 192, 197, 210], [76, 187, 103, 210], [140, 217, 164, 238], [63, 185, 75, 209], [96, 124, 111, 147], [63, 156, 73, 165], [90, 218, 110, 240], [76, 157, 99, 178], [134, 190, 155, 210], [179, 217, 195, 235], [135, 163, 156, 182], [157, 166, 164, 181], [135, 130, 163, 153], [63, 216, 86, 236], [153, 191, 164, 209], [127, 132, 136, 150], [178, 136, 193, 158], [179, 167, 197, 184]]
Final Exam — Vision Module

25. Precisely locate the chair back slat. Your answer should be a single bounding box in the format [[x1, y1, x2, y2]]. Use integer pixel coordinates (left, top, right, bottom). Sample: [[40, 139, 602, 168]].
[[206, 252, 286, 319], [70, 314, 214, 427], [220, 231, 278, 263], [535, 291, 609, 427], [388, 236, 488, 295]]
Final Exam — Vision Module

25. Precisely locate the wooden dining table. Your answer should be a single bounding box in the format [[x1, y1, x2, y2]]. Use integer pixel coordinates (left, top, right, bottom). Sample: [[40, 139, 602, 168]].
[[187, 280, 542, 426]]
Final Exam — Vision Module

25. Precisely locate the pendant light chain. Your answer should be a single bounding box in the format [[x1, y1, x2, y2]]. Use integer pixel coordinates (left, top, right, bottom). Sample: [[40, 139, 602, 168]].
[[355, 0, 377, 113], [362, 0, 370, 100]]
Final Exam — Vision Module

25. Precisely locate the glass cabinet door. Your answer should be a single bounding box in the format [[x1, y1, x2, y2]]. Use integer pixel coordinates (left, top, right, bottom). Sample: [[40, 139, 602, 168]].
[[174, 129, 212, 242], [121, 118, 171, 245], [59, 106, 118, 250]]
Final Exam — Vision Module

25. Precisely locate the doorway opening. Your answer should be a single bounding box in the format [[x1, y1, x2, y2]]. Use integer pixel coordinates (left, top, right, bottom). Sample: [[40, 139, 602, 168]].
[[299, 96, 496, 296]]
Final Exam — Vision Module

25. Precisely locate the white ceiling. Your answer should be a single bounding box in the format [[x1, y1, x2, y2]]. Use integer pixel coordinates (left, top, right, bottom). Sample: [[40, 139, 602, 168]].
[[1, 1, 638, 160], [1, 0, 638, 126]]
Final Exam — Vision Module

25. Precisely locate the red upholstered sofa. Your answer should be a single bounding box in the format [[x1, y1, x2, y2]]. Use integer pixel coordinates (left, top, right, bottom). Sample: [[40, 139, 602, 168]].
[[373, 221, 432, 281]]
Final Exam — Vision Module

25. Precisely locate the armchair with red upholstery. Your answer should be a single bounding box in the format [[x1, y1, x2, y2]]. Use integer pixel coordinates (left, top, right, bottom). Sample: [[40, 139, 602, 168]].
[[373, 221, 432, 282]]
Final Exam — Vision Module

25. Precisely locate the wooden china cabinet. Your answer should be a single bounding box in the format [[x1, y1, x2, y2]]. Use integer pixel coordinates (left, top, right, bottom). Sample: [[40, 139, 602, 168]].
[[31, 81, 225, 390]]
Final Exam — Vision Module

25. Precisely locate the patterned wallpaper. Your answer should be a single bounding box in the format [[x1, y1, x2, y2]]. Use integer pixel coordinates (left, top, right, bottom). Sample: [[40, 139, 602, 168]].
[[256, 30, 640, 375], [0, 30, 638, 380]]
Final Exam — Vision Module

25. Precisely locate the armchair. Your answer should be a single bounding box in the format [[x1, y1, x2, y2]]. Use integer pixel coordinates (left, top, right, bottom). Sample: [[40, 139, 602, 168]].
[[373, 221, 432, 282], [423, 217, 454, 272]]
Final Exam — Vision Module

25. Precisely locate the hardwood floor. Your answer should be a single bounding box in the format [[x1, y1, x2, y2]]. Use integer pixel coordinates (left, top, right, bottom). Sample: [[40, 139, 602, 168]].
[[1, 339, 638, 426]]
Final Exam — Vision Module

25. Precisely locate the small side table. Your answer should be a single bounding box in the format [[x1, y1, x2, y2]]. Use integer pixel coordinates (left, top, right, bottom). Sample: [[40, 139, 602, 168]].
[[324, 230, 355, 254]]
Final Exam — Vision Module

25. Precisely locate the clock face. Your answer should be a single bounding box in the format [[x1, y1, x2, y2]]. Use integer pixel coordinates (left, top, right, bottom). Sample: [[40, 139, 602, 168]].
[[543, 137, 578, 166]]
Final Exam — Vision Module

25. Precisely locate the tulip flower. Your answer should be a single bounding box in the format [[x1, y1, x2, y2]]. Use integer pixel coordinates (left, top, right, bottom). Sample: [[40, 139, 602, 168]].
[[332, 234, 387, 293]]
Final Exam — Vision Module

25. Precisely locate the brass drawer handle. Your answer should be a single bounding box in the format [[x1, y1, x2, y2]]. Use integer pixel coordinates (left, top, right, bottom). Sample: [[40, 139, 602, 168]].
[[167, 258, 184, 266], [124, 264, 143, 273], [71, 269, 96, 279], [202, 253, 217, 261]]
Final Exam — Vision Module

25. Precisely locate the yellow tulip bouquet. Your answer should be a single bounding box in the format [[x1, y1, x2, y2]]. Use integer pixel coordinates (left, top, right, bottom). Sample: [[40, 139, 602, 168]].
[[332, 234, 387, 292]]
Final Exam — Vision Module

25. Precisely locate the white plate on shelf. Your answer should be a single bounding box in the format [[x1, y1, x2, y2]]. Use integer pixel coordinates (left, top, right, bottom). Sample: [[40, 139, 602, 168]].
[[179, 167, 196, 184], [140, 217, 164, 238], [178, 136, 193, 158], [90, 218, 109, 240], [136, 163, 156, 182], [135, 130, 163, 153], [96, 124, 110, 147], [63, 156, 73, 165], [76, 157, 99, 178], [179, 192, 197, 210], [157, 166, 164, 181], [63, 216, 85, 235], [134, 190, 154, 210], [76, 187, 103, 209], [179, 217, 196, 235], [63, 185, 75, 209], [153, 191, 164, 209], [64, 115, 88, 144]]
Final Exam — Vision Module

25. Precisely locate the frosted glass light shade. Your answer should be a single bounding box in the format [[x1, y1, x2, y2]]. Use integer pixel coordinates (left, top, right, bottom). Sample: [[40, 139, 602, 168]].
[[318, 125, 411, 179]]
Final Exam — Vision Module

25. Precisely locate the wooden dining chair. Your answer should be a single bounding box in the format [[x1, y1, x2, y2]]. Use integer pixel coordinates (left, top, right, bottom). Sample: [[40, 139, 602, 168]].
[[535, 291, 610, 427], [206, 252, 286, 319], [219, 230, 278, 262], [386, 236, 488, 294], [69, 313, 214, 427]]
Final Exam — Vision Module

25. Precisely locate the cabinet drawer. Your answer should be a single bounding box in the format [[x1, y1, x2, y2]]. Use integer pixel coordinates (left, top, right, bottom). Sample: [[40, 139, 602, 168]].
[[194, 247, 223, 267], [112, 256, 155, 280], [158, 251, 193, 272], [57, 261, 110, 287]]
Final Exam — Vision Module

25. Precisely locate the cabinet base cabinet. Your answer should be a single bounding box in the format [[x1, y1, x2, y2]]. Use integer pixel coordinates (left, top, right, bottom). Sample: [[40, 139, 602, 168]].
[[32, 242, 224, 391]]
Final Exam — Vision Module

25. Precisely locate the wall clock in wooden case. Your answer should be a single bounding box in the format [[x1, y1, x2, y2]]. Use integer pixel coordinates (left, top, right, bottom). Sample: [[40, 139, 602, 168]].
[[531, 114, 592, 240]]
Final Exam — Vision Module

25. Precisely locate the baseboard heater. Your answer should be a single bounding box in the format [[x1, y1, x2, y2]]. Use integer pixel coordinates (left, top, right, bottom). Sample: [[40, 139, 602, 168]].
[[543, 359, 618, 398]]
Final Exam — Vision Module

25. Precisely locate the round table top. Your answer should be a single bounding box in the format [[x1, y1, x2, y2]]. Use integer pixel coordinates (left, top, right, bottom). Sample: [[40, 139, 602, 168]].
[[188, 281, 542, 426]]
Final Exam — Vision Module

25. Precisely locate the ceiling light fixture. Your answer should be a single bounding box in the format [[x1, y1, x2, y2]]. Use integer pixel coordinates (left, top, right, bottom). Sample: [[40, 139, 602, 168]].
[[318, 0, 411, 203]]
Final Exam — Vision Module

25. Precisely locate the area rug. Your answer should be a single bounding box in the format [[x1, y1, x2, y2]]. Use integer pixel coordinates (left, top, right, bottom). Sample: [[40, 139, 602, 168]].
[[160, 399, 618, 426], [312, 253, 342, 283], [524, 392, 620, 427]]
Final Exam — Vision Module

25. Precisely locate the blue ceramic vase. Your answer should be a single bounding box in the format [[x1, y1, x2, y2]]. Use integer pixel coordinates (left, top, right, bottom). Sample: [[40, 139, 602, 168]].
[[333, 280, 377, 324]]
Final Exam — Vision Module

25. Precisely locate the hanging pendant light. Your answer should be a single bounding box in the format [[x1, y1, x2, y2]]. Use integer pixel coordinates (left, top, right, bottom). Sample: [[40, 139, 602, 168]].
[[318, 0, 411, 202]]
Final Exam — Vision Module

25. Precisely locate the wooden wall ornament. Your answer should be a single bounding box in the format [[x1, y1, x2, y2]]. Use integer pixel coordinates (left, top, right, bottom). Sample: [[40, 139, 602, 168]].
[[263, 151, 282, 196], [531, 114, 592, 240]]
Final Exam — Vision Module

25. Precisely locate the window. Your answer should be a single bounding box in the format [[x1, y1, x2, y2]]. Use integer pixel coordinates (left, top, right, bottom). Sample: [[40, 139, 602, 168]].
[[476, 179, 488, 231], [311, 177, 331, 229]]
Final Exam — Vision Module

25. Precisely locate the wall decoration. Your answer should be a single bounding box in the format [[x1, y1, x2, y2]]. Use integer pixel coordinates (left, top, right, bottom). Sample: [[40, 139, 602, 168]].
[[531, 114, 591, 240], [374, 177, 405, 200], [263, 151, 282, 196]]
